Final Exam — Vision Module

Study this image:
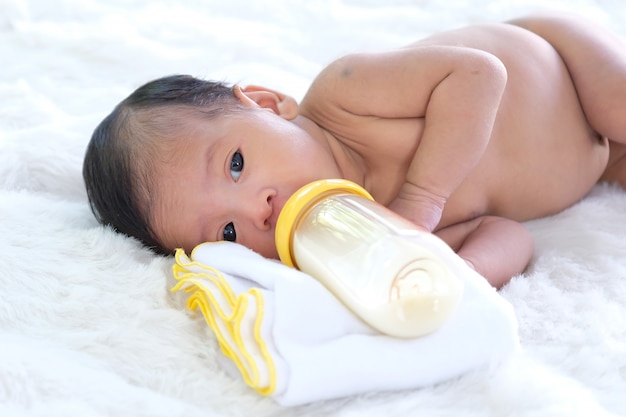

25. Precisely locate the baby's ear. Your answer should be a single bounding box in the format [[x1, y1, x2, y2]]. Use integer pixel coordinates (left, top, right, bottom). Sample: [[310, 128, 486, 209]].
[[234, 85, 299, 120]]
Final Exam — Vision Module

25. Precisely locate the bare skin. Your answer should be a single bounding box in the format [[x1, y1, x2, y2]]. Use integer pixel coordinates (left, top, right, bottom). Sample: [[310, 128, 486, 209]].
[[151, 13, 626, 289]]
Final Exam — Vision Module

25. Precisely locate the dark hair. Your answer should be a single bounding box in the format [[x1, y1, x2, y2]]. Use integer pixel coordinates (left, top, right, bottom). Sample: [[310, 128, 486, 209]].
[[83, 75, 239, 255]]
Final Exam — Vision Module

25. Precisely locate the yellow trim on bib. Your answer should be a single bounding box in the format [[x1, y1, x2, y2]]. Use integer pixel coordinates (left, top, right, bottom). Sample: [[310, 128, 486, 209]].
[[171, 248, 277, 396]]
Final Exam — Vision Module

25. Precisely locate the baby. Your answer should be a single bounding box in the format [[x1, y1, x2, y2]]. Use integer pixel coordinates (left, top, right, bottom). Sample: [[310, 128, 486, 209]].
[[83, 13, 626, 289]]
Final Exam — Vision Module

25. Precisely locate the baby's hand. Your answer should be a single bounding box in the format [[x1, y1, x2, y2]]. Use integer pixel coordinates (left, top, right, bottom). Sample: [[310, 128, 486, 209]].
[[387, 183, 446, 232]]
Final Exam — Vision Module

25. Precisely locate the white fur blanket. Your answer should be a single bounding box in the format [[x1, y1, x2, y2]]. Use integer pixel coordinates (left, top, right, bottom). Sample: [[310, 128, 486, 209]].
[[1, 1, 625, 416]]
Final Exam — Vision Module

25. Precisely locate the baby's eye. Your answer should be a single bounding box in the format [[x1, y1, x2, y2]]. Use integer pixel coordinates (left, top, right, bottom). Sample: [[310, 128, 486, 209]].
[[230, 150, 244, 181], [223, 222, 237, 242]]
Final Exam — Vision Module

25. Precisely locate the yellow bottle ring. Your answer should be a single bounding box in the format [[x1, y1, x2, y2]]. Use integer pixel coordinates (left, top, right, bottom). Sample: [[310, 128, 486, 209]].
[[275, 179, 374, 268]]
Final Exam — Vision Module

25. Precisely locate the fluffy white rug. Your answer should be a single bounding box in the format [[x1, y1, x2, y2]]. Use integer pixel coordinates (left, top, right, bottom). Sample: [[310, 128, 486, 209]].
[[1, 0, 625, 416]]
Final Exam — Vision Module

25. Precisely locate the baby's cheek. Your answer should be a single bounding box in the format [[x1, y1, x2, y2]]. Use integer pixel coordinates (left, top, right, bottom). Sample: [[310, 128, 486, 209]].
[[248, 233, 280, 260]]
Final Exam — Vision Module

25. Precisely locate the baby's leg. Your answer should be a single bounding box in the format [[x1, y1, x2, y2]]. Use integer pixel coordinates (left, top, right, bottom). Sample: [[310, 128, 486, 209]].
[[509, 13, 626, 143], [435, 216, 534, 289]]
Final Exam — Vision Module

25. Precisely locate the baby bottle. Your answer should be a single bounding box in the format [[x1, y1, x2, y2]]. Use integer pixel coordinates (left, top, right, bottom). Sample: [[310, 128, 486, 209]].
[[275, 179, 464, 338]]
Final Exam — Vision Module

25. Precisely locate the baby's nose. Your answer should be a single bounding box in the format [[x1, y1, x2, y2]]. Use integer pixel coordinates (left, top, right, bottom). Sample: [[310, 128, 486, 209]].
[[248, 189, 275, 231]]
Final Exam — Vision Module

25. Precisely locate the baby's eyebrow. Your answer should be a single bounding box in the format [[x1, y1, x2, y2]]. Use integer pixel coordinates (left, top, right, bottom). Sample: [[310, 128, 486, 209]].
[[201, 151, 223, 246], [203, 137, 221, 182]]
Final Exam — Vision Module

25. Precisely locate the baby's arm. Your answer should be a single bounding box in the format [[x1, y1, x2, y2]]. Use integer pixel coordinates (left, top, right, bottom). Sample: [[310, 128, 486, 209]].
[[435, 216, 534, 288], [311, 46, 508, 232], [386, 47, 507, 231]]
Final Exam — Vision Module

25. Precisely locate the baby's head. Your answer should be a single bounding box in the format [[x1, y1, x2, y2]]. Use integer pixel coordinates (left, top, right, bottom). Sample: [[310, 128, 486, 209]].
[[84, 74, 343, 257], [83, 75, 243, 255]]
